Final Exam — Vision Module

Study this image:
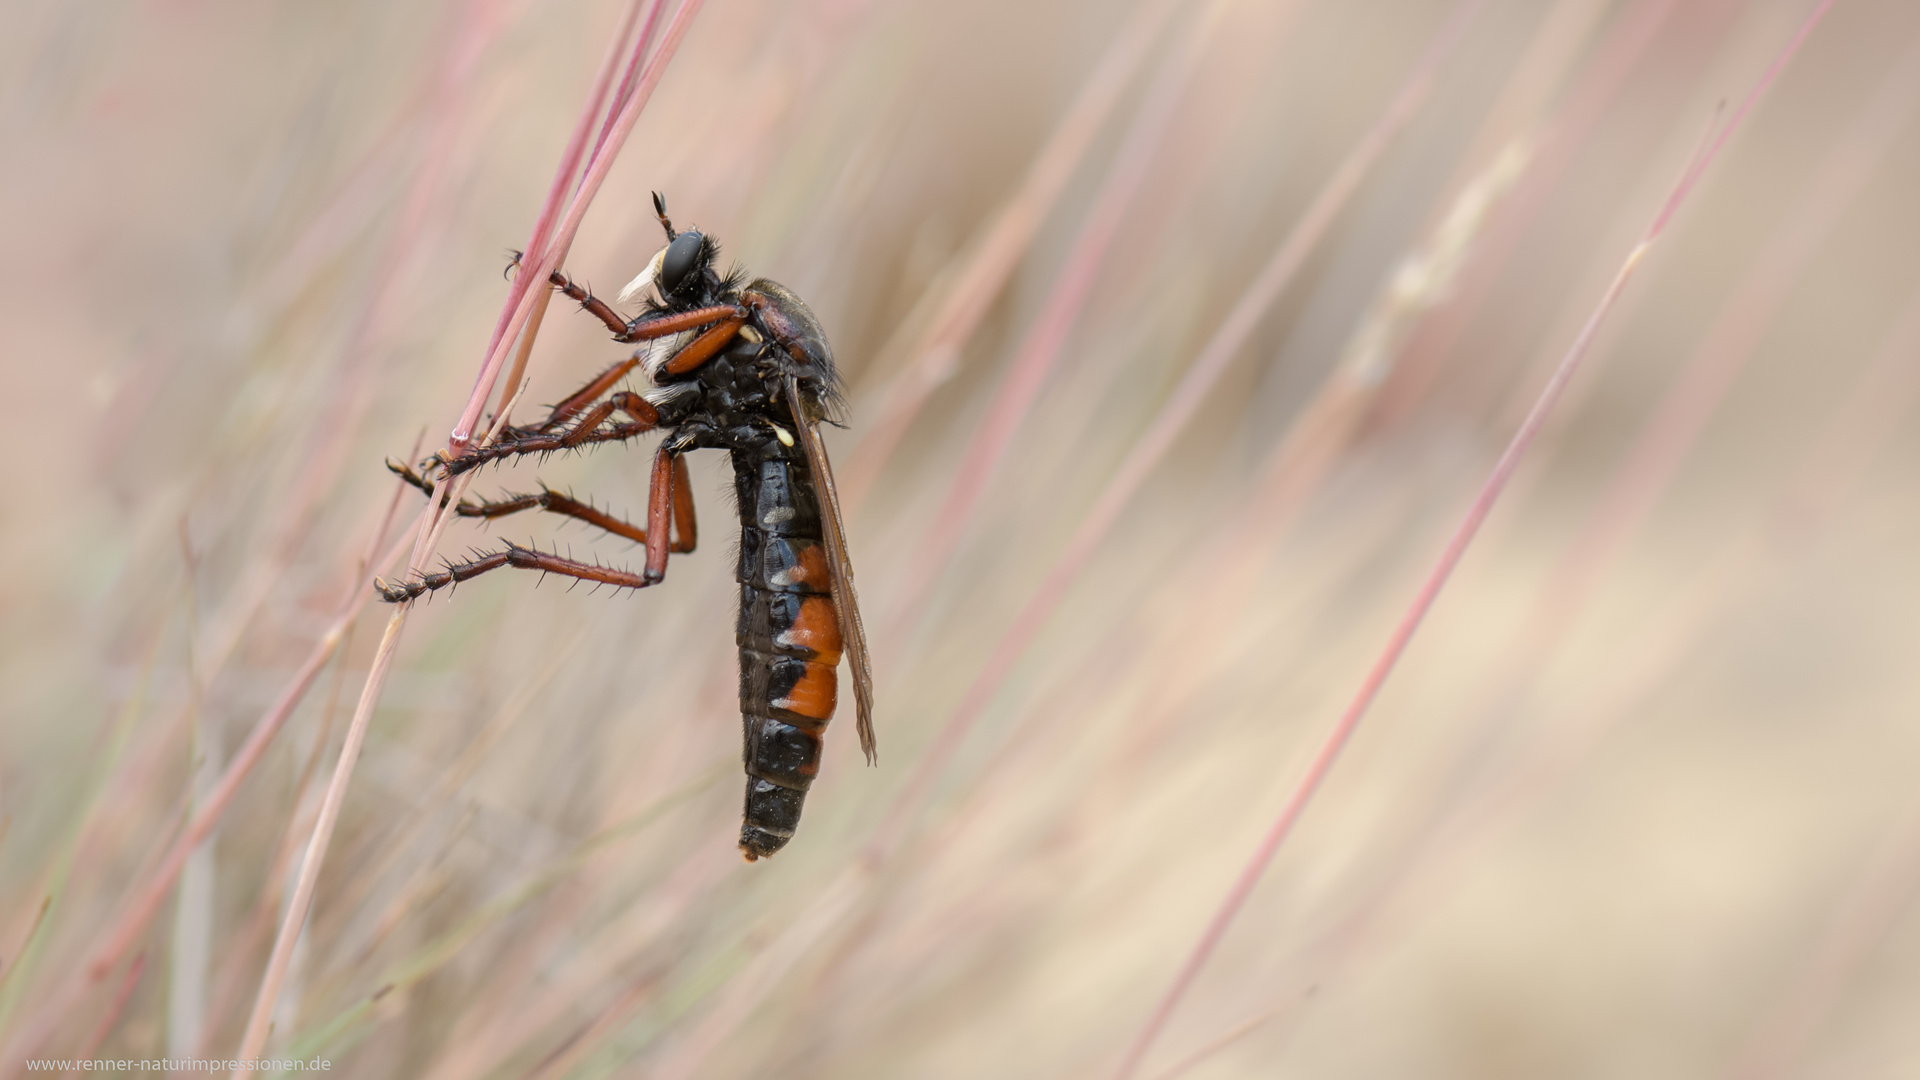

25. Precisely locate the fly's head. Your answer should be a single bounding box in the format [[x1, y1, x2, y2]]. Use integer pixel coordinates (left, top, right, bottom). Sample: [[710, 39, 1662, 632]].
[[619, 192, 724, 309]]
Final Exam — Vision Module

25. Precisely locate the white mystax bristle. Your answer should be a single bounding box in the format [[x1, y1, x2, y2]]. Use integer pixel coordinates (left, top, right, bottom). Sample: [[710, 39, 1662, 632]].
[[636, 330, 691, 379], [617, 246, 668, 304], [641, 381, 698, 408]]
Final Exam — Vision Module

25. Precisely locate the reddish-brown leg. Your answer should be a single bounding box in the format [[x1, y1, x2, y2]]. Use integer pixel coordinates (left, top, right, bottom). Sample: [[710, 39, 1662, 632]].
[[670, 454, 697, 552], [555, 400, 618, 446], [376, 543, 661, 603], [378, 445, 694, 603], [462, 488, 653, 544], [645, 443, 677, 582], [536, 357, 641, 431], [662, 317, 746, 375], [544, 268, 631, 338], [441, 392, 660, 476], [386, 461, 674, 549], [619, 305, 745, 343]]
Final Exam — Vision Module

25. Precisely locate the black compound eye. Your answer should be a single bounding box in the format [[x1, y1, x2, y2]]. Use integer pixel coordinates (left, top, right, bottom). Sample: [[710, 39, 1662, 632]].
[[660, 231, 705, 294]]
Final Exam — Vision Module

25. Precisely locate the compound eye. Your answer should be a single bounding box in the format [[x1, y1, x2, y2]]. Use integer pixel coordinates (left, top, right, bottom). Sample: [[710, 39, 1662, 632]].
[[660, 231, 705, 294]]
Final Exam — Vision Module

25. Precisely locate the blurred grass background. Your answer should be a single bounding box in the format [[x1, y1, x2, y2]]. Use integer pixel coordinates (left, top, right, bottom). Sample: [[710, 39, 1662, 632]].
[[3, 0, 1920, 1076]]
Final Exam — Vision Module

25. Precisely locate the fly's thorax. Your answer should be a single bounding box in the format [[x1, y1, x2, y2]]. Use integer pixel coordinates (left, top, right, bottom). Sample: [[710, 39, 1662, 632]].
[[741, 278, 843, 421]]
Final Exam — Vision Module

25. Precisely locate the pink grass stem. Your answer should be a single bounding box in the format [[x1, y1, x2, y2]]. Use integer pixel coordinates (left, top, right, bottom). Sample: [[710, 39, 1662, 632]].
[[589, 0, 670, 171], [60, 955, 143, 1080], [885, 1, 1225, 633], [0, 512, 413, 1080], [246, 432, 529, 1079], [230, 610, 408, 1077], [836, 0, 1186, 510], [1536, 26, 1920, 632], [1149, 268, 1920, 1080], [556, 9, 1476, 1055], [1374, 0, 1681, 428], [1108, 6, 1836, 1075], [450, 0, 706, 452], [83, 509, 415, 984], [452, 0, 648, 451], [866, 0, 1485, 865]]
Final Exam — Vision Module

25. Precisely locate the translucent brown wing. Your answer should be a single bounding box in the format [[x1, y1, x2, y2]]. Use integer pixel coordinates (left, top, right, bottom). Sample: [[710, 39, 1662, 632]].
[[784, 376, 877, 764]]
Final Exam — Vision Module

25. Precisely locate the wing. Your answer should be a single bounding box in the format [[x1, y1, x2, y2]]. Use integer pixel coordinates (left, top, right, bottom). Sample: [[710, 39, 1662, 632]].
[[785, 376, 877, 765]]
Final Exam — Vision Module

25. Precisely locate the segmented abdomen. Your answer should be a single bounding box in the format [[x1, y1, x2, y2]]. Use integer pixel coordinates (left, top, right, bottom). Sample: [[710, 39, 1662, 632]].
[[734, 453, 841, 860]]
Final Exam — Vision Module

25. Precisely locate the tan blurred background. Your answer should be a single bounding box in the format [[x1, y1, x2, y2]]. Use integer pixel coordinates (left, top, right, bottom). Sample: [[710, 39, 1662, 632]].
[[3, 0, 1919, 1076]]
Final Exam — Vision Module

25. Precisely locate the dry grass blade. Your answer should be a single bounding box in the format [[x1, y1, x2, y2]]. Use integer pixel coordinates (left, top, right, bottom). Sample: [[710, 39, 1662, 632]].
[[59, 954, 143, 1080], [0, 508, 411, 1077], [273, 761, 728, 1062], [231, 2, 707, 1066], [837, 0, 1186, 509], [885, 0, 1233, 635], [638, 7, 1485, 1075], [1108, 4, 1838, 1075], [872, 0, 1489, 864], [450, 0, 707, 452], [1149, 266, 1920, 1080], [11, 0, 1916, 1074]]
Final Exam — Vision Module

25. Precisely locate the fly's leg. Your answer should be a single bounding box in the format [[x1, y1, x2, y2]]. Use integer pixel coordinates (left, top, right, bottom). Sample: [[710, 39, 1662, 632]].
[[667, 453, 697, 552], [438, 391, 660, 476], [507, 252, 632, 340], [374, 544, 652, 603], [377, 443, 692, 602], [524, 357, 642, 433], [659, 316, 745, 375], [387, 460, 693, 553], [527, 255, 746, 350], [618, 304, 746, 344], [641, 441, 679, 582]]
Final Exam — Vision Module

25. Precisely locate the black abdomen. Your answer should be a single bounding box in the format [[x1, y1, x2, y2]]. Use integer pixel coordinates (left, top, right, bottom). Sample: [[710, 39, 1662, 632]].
[[733, 452, 842, 859]]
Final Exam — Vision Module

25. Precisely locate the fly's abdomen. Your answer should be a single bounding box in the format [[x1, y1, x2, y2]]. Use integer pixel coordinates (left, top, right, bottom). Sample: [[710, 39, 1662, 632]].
[[733, 455, 840, 859]]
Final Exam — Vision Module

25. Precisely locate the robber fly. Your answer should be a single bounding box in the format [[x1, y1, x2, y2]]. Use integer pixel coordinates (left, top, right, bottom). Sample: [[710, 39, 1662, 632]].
[[378, 194, 874, 861]]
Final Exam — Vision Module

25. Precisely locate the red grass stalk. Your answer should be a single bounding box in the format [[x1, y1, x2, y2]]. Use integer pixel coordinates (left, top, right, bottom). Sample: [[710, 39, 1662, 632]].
[[0, 500, 413, 1079], [641, 11, 1483, 1075], [1521, 28, 1920, 636], [234, 3, 706, 1063], [884, 0, 1230, 634], [1108, 5, 1837, 1074], [450, 0, 706, 452], [1371, 0, 1684, 429], [29, 2, 508, 987], [497, 0, 669, 414], [836, 0, 1187, 510], [1171, 278, 1920, 1079], [228, 372, 520, 1073], [59, 955, 143, 1080], [4, 8, 513, 1049], [1321, 32, 1920, 889], [455, 0, 649, 449], [590, 0, 670, 170], [54, 0, 500, 939], [86, 502, 414, 983], [866, 0, 1487, 866], [1268, 24, 1920, 911], [230, 608, 408, 1076]]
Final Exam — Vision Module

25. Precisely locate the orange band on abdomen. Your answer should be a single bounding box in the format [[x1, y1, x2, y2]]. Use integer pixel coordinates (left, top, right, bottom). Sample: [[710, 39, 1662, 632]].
[[776, 596, 842, 662], [773, 661, 838, 722]]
